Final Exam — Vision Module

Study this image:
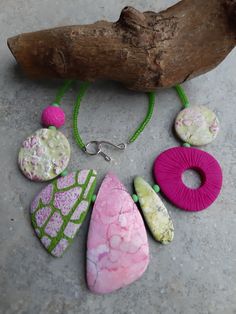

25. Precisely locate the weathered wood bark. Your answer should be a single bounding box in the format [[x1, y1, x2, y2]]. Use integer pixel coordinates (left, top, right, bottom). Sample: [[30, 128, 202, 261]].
[[7, 0, 236, 92]]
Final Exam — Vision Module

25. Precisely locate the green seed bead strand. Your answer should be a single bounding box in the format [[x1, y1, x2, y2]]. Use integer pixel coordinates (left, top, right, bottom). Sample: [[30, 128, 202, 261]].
[[54, 80, 75, 106], [73, 82, 91, 150], [175, 85, 190, 108], [128, 92, 156, 144], [72, 82, 156, 151]]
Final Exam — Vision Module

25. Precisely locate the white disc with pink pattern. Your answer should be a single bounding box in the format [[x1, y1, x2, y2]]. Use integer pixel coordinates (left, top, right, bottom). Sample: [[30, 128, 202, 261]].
[[175, 105, 219, 146], [18, 128, 70, 181]]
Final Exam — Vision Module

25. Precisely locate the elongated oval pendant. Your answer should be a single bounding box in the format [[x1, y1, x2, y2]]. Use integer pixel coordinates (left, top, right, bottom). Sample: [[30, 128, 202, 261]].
[[31, 169, 97, 257], [18, 128, 70, 181], [87, 172, 149, 294], [134, 177, 174, 244]]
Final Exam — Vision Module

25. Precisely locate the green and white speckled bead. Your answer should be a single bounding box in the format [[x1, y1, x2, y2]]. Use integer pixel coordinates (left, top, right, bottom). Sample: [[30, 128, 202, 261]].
[[18, 128, 70, 181], [175, 105, 219, 146], [134, 176, 174, 244]]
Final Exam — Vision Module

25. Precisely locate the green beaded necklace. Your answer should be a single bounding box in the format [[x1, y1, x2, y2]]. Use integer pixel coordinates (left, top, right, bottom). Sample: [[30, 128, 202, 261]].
[[72, 82, 156, 161]]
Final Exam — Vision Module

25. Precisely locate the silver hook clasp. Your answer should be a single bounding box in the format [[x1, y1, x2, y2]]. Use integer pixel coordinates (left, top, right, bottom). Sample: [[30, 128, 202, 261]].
[[84, 141, 126, 162]]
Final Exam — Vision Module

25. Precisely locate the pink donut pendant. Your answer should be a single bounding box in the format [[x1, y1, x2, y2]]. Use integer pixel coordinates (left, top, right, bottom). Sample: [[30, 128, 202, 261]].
[[153, 147, 223, 212]]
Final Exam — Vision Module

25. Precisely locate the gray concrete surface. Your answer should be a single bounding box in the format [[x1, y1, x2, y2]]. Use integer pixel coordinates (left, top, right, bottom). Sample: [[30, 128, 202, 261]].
[[0, 1, 236, 313]]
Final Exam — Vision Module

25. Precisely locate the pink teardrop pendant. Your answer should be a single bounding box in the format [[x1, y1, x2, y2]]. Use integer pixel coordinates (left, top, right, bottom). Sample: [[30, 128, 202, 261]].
[[86, 172, 149, 294], [153, 147, 223, 211]]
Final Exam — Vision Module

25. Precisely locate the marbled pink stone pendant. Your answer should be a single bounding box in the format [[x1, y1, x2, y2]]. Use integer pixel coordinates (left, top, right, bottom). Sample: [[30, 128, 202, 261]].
[[31, 169, 97, 257], [87, 172, 149, 294]]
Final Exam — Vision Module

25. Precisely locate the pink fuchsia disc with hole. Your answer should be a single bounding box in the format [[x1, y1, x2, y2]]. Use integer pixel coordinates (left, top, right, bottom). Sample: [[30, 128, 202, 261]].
[[153, 147, 223, 212]]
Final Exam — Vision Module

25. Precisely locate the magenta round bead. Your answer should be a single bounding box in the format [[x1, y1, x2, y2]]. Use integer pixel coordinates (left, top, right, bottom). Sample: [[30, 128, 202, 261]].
[[41, 106, 65, 128]]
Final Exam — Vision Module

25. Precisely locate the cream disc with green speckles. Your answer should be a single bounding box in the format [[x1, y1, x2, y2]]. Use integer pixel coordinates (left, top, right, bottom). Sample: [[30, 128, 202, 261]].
[[175, 106, 219, 146], [18, 128, 70, 181]]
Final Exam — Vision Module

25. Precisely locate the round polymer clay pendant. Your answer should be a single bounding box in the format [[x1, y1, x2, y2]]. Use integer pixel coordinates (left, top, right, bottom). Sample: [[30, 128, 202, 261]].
[[175, 106, 219, 146], [18, 128, 70, 181], [153, 147, 223, 212]]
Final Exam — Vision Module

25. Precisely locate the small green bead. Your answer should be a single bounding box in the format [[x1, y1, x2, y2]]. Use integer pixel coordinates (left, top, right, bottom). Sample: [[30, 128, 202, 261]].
[[52, 102, 60, 107], [153, 184, 160, 193], [60, 170, 68, 177], [48, 125, 57, 130], [183, 143, 191, 148], [92, 195, 97, 203], [132, 194, 139, 203]]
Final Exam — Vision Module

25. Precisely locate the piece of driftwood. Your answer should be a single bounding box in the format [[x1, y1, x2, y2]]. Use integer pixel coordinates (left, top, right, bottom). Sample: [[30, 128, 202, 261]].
[[7, 0, 236, 92]]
